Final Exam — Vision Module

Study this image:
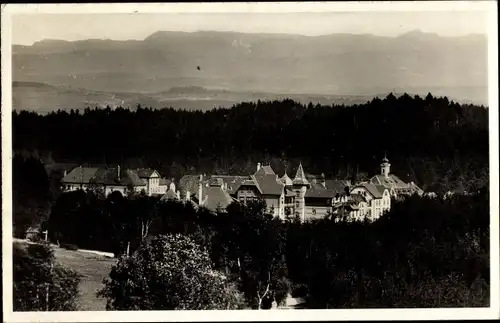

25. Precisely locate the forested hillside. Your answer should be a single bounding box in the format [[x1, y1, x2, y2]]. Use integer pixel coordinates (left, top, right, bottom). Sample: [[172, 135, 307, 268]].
[[13, 93, 489, 194]]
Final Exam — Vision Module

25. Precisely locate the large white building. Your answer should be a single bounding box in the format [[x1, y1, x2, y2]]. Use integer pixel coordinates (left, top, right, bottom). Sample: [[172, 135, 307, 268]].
[[176, 156, 424, 222], [332, 156, 424, 222], [179, 163, 349, 221]]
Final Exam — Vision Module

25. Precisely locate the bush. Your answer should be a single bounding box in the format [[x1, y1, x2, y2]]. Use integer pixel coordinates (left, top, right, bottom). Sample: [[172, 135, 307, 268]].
[[13, 242, 81, 311], [98, 234, 244, 310]]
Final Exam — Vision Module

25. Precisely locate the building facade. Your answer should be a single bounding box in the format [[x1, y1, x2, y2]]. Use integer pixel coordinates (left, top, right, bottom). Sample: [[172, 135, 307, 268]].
[[177, 156, 423, 222], [61, 165, 171, 197]]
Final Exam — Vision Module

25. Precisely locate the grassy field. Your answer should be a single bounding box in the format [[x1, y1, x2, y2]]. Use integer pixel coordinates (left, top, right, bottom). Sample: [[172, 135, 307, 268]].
[[52, 246, 116, 311], [14, 241, 303, 310], [14, 241, 116, 311]]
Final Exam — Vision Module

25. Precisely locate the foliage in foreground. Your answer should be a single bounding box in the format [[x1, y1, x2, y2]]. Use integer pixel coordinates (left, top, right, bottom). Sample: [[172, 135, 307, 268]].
[[97, 234, 245, 310], [13, 242, 81, 311], [287, 190, 490, 308]]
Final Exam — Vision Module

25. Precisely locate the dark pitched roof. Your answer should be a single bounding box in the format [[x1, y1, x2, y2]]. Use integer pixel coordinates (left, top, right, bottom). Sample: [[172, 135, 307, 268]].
[[255, 165, 275, 176], [61, 166, 100, 184], [209, 175, 249, 194], [325, 180, 350, 193], [208, 177, 224, 187], [305, 185, 338, 199], [352, 183, 386, 199], [61, 166, 147, 187], [161, 188, 179, 201], [94, 168, 146, 186], [370, 174, 408, 190], [293, 164, 310, 186], [252, 174, 284, 196], [136, 168, 157, 178], [199, 186, 234, 212], [235, 177, 261, 191]]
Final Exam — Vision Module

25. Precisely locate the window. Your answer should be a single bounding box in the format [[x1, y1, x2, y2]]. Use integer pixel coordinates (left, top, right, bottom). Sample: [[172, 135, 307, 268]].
[[312, 208, 316, 215]]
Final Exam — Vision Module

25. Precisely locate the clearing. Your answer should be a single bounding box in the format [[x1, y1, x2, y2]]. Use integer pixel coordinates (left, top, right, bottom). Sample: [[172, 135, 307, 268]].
[[14, 240, 116, 311]]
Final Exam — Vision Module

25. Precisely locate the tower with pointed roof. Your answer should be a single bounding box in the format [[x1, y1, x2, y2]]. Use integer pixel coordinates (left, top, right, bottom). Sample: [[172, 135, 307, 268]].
[[292, 163, 310, 221], [380, 154, 391, 178]]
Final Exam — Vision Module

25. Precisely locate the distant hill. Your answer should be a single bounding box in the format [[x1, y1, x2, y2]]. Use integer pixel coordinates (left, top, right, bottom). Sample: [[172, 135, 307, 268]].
[[13, 30, 489, 109], [13, 82, 380, 113]]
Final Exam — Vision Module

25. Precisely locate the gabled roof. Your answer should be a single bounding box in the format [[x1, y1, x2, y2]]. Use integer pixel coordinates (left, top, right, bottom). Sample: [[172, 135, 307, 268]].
[[293, 163, 310, 186], [199, 186, 235, 212], [208, 177, 224, 187], [234, 178, 259, 192], [161, 188, 179, 201], [324, 180, 350, 193], [305, 184, 338, 199], [209, 175, 249, 195], [252, 174, 284, 196], [61, 166, 148, 187], [136, 168, 158, 178], [94, 168, 147, 187], [370, 174, 408, 190], [352, 183, 387, 199], [255, 165, 275, 176], [61, 167, 100, 184], [370, 174, 424, 195]]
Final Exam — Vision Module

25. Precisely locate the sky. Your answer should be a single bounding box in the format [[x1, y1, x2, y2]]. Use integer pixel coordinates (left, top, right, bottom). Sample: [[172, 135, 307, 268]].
[[11, 10, 490, 46]]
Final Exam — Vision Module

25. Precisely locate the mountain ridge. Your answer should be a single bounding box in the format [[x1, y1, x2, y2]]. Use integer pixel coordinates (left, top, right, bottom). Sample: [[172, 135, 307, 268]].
[[13, 30, 488, 107], [15, 29, 487, 47]]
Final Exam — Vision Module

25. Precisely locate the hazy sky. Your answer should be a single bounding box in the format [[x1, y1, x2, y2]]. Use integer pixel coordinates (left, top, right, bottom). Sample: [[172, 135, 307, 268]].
[[12, 11, 489, 46]]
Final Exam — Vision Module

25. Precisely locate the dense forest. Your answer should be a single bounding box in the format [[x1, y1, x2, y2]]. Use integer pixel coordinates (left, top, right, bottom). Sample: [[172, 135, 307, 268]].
[[19, 187, 492, 309], [11, 91, 490, 309], [13, 93, 489, 194]]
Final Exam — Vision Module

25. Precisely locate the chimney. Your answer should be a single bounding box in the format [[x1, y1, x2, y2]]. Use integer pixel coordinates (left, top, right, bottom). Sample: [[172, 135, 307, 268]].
[[186, 191, 191, 201], [257, 162, 261, 172], [63, 170, 67, 177], [117, 165, 121, 180]]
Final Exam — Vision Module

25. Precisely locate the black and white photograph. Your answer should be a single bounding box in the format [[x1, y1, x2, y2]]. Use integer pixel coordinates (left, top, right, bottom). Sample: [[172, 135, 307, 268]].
[[2, 2, 498, 321]]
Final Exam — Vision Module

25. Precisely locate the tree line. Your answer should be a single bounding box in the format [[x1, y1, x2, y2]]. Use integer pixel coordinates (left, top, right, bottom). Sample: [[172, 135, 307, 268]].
[[31, 185, 489, 309], [12, 152, 489, 309], [11, 92, 490, 310], [13, 93, 489, 193]]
